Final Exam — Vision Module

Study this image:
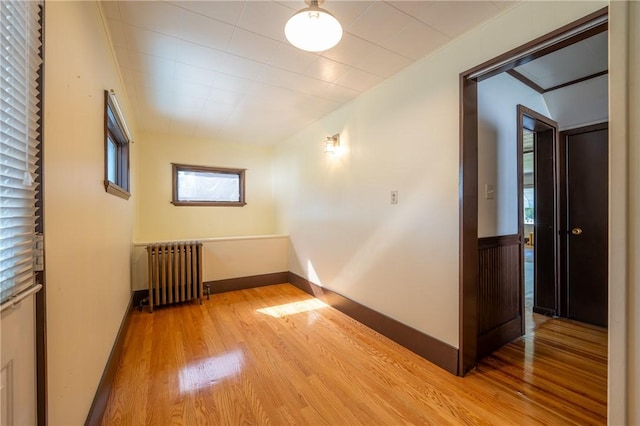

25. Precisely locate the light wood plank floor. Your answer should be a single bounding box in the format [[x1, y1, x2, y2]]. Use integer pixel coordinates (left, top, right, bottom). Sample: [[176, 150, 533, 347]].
[[102, 283, 607, 425]]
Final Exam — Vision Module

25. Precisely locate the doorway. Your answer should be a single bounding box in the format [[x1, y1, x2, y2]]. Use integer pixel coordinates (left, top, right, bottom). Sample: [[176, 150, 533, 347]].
[[518, 106, 558, 332], [517, 111, 609, 329], [458, 8, 609, 375], [523, 128, 534, 325]]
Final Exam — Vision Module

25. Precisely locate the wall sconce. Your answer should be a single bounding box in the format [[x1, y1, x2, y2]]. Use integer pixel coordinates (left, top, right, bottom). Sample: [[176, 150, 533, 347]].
[[324, 134, 340, 154]]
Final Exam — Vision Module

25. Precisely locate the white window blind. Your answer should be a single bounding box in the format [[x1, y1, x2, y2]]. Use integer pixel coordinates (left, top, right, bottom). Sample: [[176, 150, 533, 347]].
[[0, 1, 42, 305]]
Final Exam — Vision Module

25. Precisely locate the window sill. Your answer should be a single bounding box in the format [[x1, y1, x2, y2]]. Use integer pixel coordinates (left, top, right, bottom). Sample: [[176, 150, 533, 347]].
[[104, 180, 131, 200], [171, 201, 246, 207]]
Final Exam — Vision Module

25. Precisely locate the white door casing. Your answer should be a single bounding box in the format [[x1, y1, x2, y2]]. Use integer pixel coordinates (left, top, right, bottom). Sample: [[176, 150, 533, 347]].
[[1, 296, 37, 426]]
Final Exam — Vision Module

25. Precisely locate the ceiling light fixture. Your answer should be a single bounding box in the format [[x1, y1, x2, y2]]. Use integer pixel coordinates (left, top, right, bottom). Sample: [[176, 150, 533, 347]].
[[285, 0, 343, 52]]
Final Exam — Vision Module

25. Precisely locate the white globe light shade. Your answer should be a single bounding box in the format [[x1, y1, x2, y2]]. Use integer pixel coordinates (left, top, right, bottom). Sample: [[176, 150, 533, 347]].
[[285, 5, 343, 52]]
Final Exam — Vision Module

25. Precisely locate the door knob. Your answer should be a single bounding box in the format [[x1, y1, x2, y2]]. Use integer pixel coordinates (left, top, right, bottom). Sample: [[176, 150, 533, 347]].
[[571, 227, 583, 235]]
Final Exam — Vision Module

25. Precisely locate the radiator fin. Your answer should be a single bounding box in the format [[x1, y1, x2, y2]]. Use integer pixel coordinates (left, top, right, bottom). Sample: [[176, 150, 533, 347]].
[[146, 241, 203, 312]]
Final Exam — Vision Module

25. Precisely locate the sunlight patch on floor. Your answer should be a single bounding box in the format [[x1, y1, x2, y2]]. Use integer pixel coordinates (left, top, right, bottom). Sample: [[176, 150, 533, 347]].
[[256, 299, 329, 318]]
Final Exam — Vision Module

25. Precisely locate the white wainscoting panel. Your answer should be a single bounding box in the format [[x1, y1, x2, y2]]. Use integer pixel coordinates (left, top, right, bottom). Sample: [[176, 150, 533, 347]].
[[131, 235, 289, 291]]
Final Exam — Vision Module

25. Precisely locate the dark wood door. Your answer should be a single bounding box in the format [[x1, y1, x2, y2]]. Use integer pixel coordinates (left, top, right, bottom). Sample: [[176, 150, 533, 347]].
[[566, 126, 608, 326]]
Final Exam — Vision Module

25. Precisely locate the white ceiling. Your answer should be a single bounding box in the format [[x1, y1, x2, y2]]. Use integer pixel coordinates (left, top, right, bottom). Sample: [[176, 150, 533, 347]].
[[514, 31, 607, 90], [100, 1, 514, 145], [509, 30, 608, 130]]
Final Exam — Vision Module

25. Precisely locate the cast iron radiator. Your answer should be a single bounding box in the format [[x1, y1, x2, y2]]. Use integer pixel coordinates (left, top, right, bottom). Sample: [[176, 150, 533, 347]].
[[146, 241, 203, 312]]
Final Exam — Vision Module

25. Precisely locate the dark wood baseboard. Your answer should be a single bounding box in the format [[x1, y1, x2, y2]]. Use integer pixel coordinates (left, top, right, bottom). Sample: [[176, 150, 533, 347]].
[[533, 306, 556, 317], [84, 297, 134, 426], [205, 271, 289, 295], [288, 272, 459, 375], [134, 272, 290, 312]]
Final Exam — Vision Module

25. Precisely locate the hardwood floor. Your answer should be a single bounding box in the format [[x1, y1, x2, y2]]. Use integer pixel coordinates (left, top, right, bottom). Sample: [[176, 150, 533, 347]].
[[101, 284, 607, 425]]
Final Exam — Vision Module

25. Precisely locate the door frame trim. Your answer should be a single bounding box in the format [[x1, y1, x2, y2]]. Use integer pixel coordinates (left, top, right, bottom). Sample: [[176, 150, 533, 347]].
[[36, 3, 47, 425], [458, 7, 608, 376], [518, 105, 559, 319]]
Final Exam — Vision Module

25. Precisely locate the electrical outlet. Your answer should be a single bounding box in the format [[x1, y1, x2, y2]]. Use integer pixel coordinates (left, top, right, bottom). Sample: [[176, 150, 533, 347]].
[[391, 190, 398, 204]]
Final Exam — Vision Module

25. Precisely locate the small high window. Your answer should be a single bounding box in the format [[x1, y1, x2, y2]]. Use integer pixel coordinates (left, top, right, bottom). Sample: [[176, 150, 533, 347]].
[[104, 90, 131, 199], [172, 164, 246, 207]]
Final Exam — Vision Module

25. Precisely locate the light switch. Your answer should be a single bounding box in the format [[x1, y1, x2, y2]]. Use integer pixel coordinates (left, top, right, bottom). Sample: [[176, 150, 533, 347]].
[[391, 190, 398, 204], [484, 184, 495, 200]]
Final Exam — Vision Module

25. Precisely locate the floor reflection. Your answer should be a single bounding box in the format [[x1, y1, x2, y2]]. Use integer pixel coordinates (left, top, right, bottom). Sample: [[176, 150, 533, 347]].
[[524, 246, 552, 334], [178, 349, 244, 393]]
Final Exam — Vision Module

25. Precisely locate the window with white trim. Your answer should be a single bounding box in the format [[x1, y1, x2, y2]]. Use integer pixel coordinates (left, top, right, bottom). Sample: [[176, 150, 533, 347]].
[[0, 0, 43, 305]]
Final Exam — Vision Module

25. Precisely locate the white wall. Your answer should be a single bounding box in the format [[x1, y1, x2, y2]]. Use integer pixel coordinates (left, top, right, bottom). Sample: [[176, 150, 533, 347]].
[[43, 2, 137, 424], [273, 1, 606, 348], [135, 131, 276, 242], [477, 73, 551, 237], [608, 1, 639, 423], [131, 235, 289, 291]]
